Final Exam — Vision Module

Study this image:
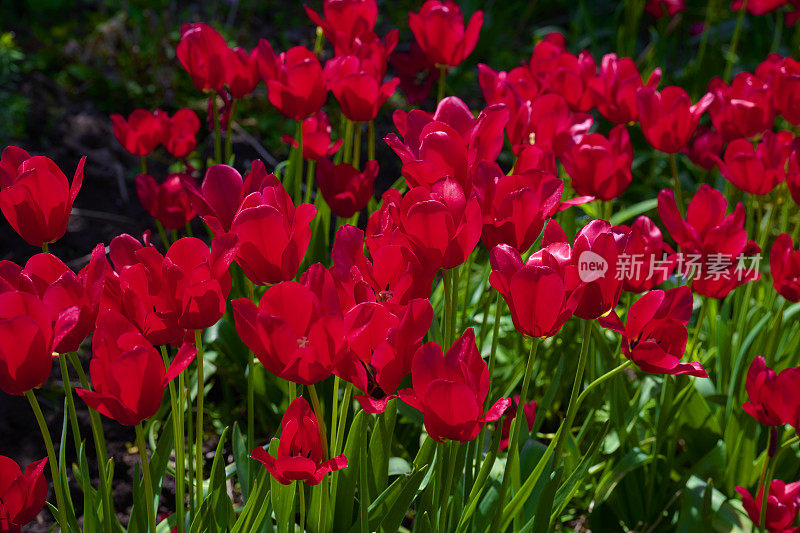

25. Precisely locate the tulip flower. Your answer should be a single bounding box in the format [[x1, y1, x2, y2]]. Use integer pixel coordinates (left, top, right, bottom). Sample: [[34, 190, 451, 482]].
[[684, 126, 724, 171], [599, 286, 707, 377], [111, 109, 168, 157], [0, 290, 58, 396], [225, 46, 261, 98], [644, 0, 686, 17], [499, 397, 537, 451], [135, 173, 198, 231], [736, 480, 800, 533], [589, 53, 661, 124], [280, 111, 343, 161], [256, 42, 327, 120], [561, 124, 633, 200], [512, 144, 557, 175], [541, 49, 597, 113], [489, 241, 578, 338], [788, 141, 800, 207], [506, 93, 592, 155], [708, 73, 774, 141], [365, 188, 408, 252], [0, 146, 85, 247], [478, 63, 542, 117], [0, 455, 48, 532], [619, 216, 677, 293], [731, 0, 794, 16], [399, 328, 511, 442], [389, 42, 440, 104], [164, 109, 201, 159], [409, 0, 483, 68], [324, 55, 399, 122], [251, 397, 348, 485], [315, 158, 378, 218], [770, 233, 800, 302], [657, 185, 761, 298], [636, 86, 713, 154], [75, 310, 195, 426], [232, 264, 347, 385], [713, 130, 792, 195], [162, 236, 238, 330], [176, 23, 229, 92], [742, 356, 784, 426], [305, 0, 378, 50], [774, 56, 800, 125]]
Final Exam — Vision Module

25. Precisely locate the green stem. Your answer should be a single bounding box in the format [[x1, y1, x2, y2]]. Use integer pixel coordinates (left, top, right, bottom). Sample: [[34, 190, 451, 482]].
[[330, 376, 340, 458], [724, 0, 748, 81], [757, 430, 774, 533], [161, 346, 186, 533], [177, 371, 186, 531], [194, 329, 205, 510], [184, 222, 193, 238], [437, 65, 448, 102], [574, 360, 634, 413], [308, 384, 329, 459], [135, 424, 158, 533], [304, 160, 316, 205], [352, 122, 362, 170], [439, 441, 460, 531], [295, 120, 304, 203], [442, 270, 454, 347], [140, 156, 147, 175], [25, 390, 69, 530], [367, 121, 375, 161], [224, 99, 238, 163], [299, 481, 306, 533], [58, 354, 83, 456], [42, 242, 49, 254], [343, 119, 354, 166], [669, 153, 684, 213], [246, 280, 257, 455], [212, 95, 222, 163], [155, 220, 170, 251], [333, 383, 352, 458], [186, 368, 194, 517]]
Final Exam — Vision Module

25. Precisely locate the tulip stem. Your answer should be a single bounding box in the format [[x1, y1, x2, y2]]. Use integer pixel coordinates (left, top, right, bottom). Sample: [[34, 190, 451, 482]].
[[140, 156, 147, 175], [352, 122, 362, 170], [450, 265, 460, 343], [155, 220, 170, 251], [224, 99, 237, 163], [25, 389, 70, 530], [299, 481, 306, 532], [330, 376, 340, 457], [186, 369, 194, 517], [194, 329, 205, 510], [212, 95, 222, 163], [442, 269, 454, 347], [343, 118, 354, 165], [177, 371, 187, 530], [295, 120, 304, 203], [42, 242, 49, 254], [437, 65, 448, 102], [304, 160, 316, 205], [438, 441, 460, 531], [135, 423, 158, 532], [367, 121, 375, 161], [757, 428, 774, 533], [724, 0, 747, 81], [669, 153, 684, 213], [573, 359, 634, 414], [246, 280, 257, 455], [58, 353, 83, 457], [308, 384, 329, 459], [161, 346, 186, 533]]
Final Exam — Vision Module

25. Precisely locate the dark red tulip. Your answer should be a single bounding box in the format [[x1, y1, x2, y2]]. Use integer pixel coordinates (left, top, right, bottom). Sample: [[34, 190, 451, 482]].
[[76, 310, 195, 426], [0, 147, 85, 247], [176, 23, 229, 92], [599, 286, 707, 377], [708, 73, 774, 141], [334, 29, 398, 79], [232, 265, 347, 385], [527, 33, 569, 84], [315, 158, 377, 218], [658, 185, 761, 298], [736, 480, 800, 533], [324, 55, 399, 122], [281, 111, 343, 161], [506, 93, 592, 156], [637, 86, 713, 154], [111, 109, 168, 157], [162, 236, 238, 330], [561, 125, 633, 200], [365, 188, 407, 252], [389, 42, 440, 105], [589, 54, 661, 124], [770, 233, 800, 302], [540, 49, 597, 113], [399, 328, 511, 442], [251, 397, 347, 485], [499, 396, 537, 451], [684, 126, 724, 171], [512, 145, 557, 175], [478, 63, 542, 118], [774, 56, 800, 125], [742, 356, 784, 426], [788, 141, 800, 206], [0, 455, 48, 533], [408, 0, 483, 68], [135, 173, 198, 231], [713, 130, 792, 195], [644, 0, 686, 17], [164, 109, 201, 159], [731, 0, 793, 15], [226, 46, 261, 98], [489, 241, 578, 338], [619, 216, 677, 293], [256, 42, 328, 120], [305, 0, 378, 50]]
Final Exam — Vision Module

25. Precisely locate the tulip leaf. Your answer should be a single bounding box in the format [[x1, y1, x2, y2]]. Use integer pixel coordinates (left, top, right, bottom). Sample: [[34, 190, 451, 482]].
[[608, 198, 658, 226], [128, 462, 148, 533], [388, 457, 412, 476], [675, 475, 747, 532], [529, 468, 562, 533], [57, 399, 81, 533], [232, 467, 273, 533], [415, 510, 434, 533], [593, 447, 658, 505], [345, 463, 428, 533], [333, 409, 365, 531], [232, 422, 251, 502], [189, 426, 235, 532], [148, 414, 176, 496], [552, 420, 610, 519], [268, 439, 296, 533], [369, 399, 397, 496]]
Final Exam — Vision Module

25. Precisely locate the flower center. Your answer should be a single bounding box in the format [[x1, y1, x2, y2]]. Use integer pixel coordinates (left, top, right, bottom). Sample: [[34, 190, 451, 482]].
[[297, 336, 310, 348], [377, 289, 393, 302]]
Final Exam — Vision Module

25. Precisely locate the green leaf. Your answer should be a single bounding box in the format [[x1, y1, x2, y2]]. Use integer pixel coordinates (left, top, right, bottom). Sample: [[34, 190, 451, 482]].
[[347, 464, 429, 533], [552, 420, 610, 518], [609, 198, 658, 225], [232, 467, 272, 533], [593, 447, 659, 505], [268, 439, 296, 533], [369, 399, 397, 496], [232, 422, 251, 502], [333, 410, 365, 531]]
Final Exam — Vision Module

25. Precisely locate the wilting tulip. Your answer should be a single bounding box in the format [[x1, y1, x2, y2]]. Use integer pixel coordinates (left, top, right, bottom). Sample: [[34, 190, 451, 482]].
[[164, 109, 201, 158], [589, 53, 661, 124], [409, 0, 483, 68], [324, 55, 399, 122], [111, 109, 168, 157], [256, 42, 327, 120], [162, 236, 238, 330], [305, 0, 378, 50], [619, 216, 677, 293], [315, 158, 377, 218], [489, 242, 577, 338], [736, 480, 800, 533], [135, 173, 197, 231], [251, 397, 348, 485], [713, 130, 792, 195], [644, 0, 687, 17], [232, 265, 347, 385], [561, 125, 633, 200], [742, 356, 783, 426], [658, 185, 761, 298], [0, 291, 57, 396], [75, 311, 195, 426], [389, 42, 440, 104], [499, 397, 537, 451], [770, 233, 800, 302], [636, 86, 713, 153], [225, 46, 261, 98], [599, 286, 707, 377], [0, 146, 85, 247], [281, 111, 342, 161], [684, 126, 724, 171], [774, 56, 800, 125], [0, 455, 48, 532], [399, 328, 511, 442], [176, 23, 229, 92], [708, 73, 774, 141]]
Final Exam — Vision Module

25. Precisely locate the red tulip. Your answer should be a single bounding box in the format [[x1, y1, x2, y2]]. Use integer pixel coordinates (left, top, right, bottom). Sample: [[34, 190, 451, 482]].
[[684, 126, 724, 171], [365, 188, 407, 251], [389, 42, 440, 105], [478, 63, 542, 118], [315, 158, 377, 218], [589, 53, 661, 124], [561, 125, 633, 200], [111, 109, 168, 157], [399, 328, 511, 442], [324, 55, 399, 122], [644, 0, 686, 17], [499, 397, 537, 451], [281, 111, 343, 161], [512, 145, 557, 175], [619, 216, 677, 293], [774, 56, 800, 125], [770, 233, 800, 302], [787, 141, 800, 206], [176, 23, 229, 92], [0, 146, 85, 247], [599, 286, 707, 377], [232, 265, 347, 385], [742, 356, 784, 426], [489, 241, 578, 338], [736, 480, 800, 533], [0, 291, 57, 396], [506, 93, 592, 155], [164, 109, 201, 158], [334, 29, 398, 79], [637, 86, 713, 153], [658, 185, 761, 298], [305, 0, 378, 50], [75, 310, 195, 425], [162, 236, 238, 330], [713, 130, 793, 195], [135, 173, 197, 231], [251, 397, 347, 485], [708, 73, 774, 141], [731, 0, 793, 15], [0, 455, 48, 533], [540, 49, 597, 113], [408, 0, 483, 68], [226, 46, 261, 98], [256, 43, 327, 120]]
